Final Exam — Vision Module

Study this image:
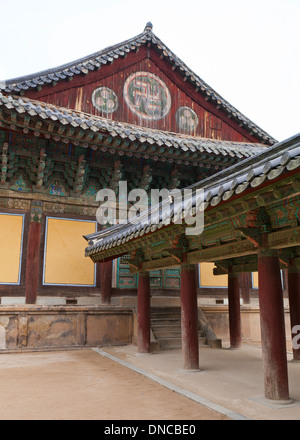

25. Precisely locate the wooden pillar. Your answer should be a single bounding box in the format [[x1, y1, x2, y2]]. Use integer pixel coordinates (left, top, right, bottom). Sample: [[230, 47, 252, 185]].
[[282, 269, 289, 293], [97, 222, 113, 305], [228, 269, 242, 348], [258, 249, 290, 401], [137, 271, 151, 353], [101, 260, 113, 304], [25, 201, 42, 305], [180, 263, 199, 370], [239, 272, 251, 304], [287, 263, 300, 361]]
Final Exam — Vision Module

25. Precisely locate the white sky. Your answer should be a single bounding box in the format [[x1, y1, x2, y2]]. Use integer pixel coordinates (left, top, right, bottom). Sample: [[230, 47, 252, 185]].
[[0, 0, 299, 142]]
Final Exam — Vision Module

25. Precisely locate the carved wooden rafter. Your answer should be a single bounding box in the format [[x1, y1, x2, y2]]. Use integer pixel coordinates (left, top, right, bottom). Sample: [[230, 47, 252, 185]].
[[169, 164, 181, 190], [237, 207, 272, 247], [73, 154, 87, 194], [36, 148, 47, 189], [0, 142, 8, 186], [165, 234, 189, 263], [140, 164, 153, 192], [128, 249, 145, 271], [0, 104, 247, 169], [109, 160, 123, 195], [237, 227, 262, 247]]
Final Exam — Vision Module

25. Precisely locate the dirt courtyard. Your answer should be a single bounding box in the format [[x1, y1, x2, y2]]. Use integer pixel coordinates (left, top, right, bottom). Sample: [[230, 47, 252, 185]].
[[0, 348, 227, 420]]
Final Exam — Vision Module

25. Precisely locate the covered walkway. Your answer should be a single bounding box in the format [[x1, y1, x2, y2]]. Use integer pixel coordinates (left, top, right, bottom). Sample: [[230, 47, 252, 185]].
[[85, 133, 300, 404]]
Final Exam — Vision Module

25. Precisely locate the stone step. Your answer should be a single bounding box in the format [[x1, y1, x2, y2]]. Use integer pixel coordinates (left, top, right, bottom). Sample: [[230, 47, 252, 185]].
[[152, 326, 204, 338], [151, 308, 181, 317], [158, 337, 210, 349], [154, 333, 207, 344], [153, 329, 182, 338], [153, 326, 206, 341], [158, 337, 182, 349], [151, 319, 181, 326], [150, 307, 212, 351], [151, 314, 181, 320], [151, 307, 182, 312]]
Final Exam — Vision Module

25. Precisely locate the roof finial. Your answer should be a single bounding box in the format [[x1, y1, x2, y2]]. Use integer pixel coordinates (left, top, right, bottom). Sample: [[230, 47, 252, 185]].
[[144, 22, 153, 32]]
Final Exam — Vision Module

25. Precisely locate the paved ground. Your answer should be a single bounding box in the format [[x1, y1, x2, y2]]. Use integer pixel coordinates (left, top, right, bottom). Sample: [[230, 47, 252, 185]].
[[102, 343, 300, 420], [0, 343, 299, 420], [0, 348, 227, 420]]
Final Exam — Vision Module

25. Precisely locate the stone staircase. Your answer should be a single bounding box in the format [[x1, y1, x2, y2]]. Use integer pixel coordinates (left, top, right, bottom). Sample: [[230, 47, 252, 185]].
[[151, 307, 216, 350]]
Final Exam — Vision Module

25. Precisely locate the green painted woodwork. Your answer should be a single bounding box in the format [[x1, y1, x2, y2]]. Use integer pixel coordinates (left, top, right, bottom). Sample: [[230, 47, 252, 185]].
[[116, 255, 137, 288], [116, 255, 181, 288], [0, 129, 201, 205]]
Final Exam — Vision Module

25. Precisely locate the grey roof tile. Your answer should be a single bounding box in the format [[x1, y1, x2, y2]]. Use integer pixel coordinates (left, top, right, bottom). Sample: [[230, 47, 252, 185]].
[[0, 91, 267, 165], [84, 132, 300, 257]]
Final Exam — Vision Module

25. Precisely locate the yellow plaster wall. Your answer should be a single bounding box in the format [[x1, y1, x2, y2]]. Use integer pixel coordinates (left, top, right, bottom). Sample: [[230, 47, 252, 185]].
[[200, 263, 259, 290], [44, 218, 96, 286], [0, 214, 24, 284], [200, 262, 228, 287], [252, 272, 258, 289]]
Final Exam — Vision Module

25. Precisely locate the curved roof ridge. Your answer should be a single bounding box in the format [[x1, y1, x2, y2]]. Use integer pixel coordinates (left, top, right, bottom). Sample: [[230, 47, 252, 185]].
[[3, 29, 149, 86]]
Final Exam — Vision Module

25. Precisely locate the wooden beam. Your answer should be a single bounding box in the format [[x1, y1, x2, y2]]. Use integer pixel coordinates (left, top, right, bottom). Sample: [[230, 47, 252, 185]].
[[214, 263, 258, 275], [131, 256, 179, 273], [268, 226, 300, 249], [187, 239, 256, 264]]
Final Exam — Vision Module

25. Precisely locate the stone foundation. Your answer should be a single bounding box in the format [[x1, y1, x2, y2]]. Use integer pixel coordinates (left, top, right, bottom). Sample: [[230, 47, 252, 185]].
[[0, 301, 294, 354], [203, 304, 293, 351], [0, 305, 133, 352]]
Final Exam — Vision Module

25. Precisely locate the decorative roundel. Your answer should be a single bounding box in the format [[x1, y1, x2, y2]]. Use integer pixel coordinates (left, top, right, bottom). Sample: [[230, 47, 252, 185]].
[[176, 107, 199, 133], [123, 72, 171, 121], [92, 87, 119, 113]]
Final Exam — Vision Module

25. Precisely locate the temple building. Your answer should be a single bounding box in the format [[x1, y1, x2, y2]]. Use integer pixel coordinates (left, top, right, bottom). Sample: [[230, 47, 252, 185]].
[[1, 21, 299, 404], [0, 23, 275, 306]]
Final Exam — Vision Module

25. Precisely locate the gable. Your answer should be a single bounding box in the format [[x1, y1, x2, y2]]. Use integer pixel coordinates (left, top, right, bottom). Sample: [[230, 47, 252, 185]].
[[3, 23, 276, 146], [22, 50, 250, 143]]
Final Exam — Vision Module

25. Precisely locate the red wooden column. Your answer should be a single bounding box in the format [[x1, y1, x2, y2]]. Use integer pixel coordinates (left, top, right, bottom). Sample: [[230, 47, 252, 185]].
[[101, 260, 113, 304], [239, 272, 251, 304], [228, 269, 242, 348], [287, 262, 300, 361], [137, 271, 151, 353], [180, 263, 199, 370], [25, 201, 43, 305], [98, 222, 113, 304], [258, 248, 290, 401]]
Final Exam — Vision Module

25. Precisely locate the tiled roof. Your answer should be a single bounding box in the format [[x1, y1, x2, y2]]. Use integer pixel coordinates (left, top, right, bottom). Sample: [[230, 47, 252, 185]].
[[84, 132, 300, 257], [0, 92, 266, 164], [0, 23, 276, 145]]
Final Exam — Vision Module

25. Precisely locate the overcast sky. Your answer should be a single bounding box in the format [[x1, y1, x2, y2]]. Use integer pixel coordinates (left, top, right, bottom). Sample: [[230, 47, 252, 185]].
[[0, 0, 299, 142]]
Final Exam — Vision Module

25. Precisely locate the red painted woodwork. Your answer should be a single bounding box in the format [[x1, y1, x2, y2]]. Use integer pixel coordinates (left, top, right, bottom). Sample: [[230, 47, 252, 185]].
[[101, 260, 113, 304], [238, 272, 251, 304], [24, 47, 258, 143], [137, 271, 151, 353], [287, 267, 300, 361], [258, 251, 290, 401], [228, 271, 242, 348], [25, 221, 41, 304], [180, 263, 199, 370]]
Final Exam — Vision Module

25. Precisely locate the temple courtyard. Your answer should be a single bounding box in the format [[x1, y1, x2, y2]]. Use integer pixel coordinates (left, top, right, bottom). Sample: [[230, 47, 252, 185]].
[[0, 343, 299, 420]]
